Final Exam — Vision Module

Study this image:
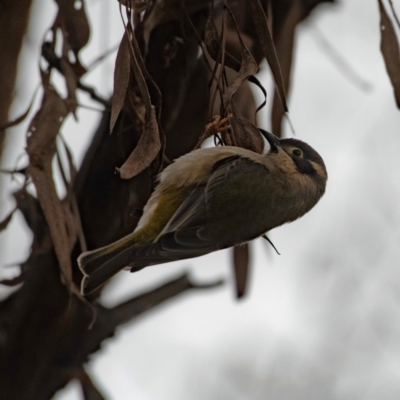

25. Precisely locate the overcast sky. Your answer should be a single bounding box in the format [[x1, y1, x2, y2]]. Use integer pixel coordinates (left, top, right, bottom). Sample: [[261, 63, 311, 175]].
[[2, 0, 400, 399]]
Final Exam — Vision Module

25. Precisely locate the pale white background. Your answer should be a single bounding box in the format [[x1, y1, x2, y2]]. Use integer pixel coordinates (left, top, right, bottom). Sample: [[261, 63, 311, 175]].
[[1, 1, 400, 399]]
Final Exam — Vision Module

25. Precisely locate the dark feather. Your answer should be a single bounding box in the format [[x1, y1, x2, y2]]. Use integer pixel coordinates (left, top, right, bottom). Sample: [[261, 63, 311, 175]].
[[126, 156, 273, 270]]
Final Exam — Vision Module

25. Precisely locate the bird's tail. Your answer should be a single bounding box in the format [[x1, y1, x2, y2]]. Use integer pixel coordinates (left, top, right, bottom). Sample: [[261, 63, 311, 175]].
[[78, 233, 144, 295]]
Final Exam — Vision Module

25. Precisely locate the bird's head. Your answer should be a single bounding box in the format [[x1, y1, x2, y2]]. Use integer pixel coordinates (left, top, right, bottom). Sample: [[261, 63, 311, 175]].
[[259, 129, 327, 188]]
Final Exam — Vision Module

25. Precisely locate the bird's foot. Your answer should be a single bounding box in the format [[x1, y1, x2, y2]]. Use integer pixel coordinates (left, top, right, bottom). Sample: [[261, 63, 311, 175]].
[[193, 114, 232, 149], [205, 114, 232, 136]]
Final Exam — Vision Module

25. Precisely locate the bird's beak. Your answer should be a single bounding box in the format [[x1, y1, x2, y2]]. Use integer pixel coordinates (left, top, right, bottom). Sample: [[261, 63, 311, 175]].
[[259, 129, 281, 152]]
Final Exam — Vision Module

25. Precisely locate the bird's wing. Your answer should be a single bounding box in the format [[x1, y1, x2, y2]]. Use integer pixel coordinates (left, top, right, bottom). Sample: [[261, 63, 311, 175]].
[[158, 156, 241, 234], [128, 155, 272, 270]]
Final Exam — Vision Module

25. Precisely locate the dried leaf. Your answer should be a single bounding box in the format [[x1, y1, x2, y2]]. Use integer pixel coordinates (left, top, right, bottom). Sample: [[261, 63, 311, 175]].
[[27, 85, 68, 167], [124, 25, 152, 113], [0, 209, 16, 232], [143, 0, 211, 50], [116, 23, 163, 178], [26, 83, 76, 289], [117, 0, 148, 12], [58, 138, 87, 252], [116, 106, 161, 179], [60, 58, 78, 114], [110, 33, 131, 132], [60, 136, 78, 182], [0, 276, 23, 287], [233, 244, 250, 299], [249, 76, 267, 114], [204, 11, 221, 62], [205, 11, 242, 72], [271, 2, 301, 136], [222, 47, 257, 103], [222, 8, 258, 108], [231, 113, 264, 154], [55, 0, 90, 54], [248, 0, 288, 112], [378, 0, 400, 108]]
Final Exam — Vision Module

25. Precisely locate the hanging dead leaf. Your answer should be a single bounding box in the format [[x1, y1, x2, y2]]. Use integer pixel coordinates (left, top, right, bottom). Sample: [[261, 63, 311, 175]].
[[113, 21, 163, 179], [116, 106, 161, 179], [117, 0, 148, 12], [60, 58, 78, 114], [55, 0, 90, 55], [378, 0, 400, 108], [250, 75, 267, 114], [230, 113, 264, 154], [27, 85, 69, 167], [205, 11, 242, 72], [55, 137, 86, 252], [26, 82, 77, 291], [142, 0, 211, 51], [248, 0, 288, 112], [0, 276, 24, 287], [0, 209, 16, 232], [110, 33, 131, 132], [270, 1, 301, 136], [233, 244, 250, 299], [222, 25, 258, 108], [205, 11, 221, 61]]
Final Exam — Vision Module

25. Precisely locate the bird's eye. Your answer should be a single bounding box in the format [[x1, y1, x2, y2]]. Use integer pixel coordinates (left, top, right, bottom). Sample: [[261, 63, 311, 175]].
[[292, 149, 302, 157]]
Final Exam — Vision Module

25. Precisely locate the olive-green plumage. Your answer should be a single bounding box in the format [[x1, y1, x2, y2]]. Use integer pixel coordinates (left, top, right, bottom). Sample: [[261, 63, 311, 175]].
[[78, 129, 327, 295]]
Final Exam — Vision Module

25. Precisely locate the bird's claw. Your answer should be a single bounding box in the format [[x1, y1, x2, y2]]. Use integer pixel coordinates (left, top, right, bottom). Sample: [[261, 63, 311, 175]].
[[205, 114, 232, 135], [194, 114, 233, 149]]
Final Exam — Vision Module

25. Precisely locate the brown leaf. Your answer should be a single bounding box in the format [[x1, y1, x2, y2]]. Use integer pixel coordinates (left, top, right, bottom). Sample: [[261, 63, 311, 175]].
[[378, 0, 400, 108], [124, 26, 152, 113], [248, 0, 288, 112], [205, 12, 242, 72], [115, 24, 163, 178], [60, 58, 78, 114], [58, 138, 87, 252], [271, 2, 301, 136], [222, 29, 258, 108], [231, 113, 264, 154], [117, 0, 148, 12], [110, 33, 131, 132], [0, 276, 23, 287], [204, 11, 221, 63], [233, 244, 250, 299], [116, 106, 161, 179], [0, 208, 16, 232], [27, 85, 69, 168], [55, 0, 90, 54], [223, 47, 258, 107], [26, 82, 76, 290], [143, 0, 211, 50]]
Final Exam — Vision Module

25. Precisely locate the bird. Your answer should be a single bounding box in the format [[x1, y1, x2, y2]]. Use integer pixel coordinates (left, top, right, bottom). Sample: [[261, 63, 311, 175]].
[[78, 118, 327, 295]]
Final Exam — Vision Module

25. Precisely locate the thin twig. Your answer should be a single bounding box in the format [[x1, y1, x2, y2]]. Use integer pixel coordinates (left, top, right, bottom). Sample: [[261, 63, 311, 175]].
[[87, 44, 119, 70], [311, 25, 372, 91], [388, 0, 400, 30]]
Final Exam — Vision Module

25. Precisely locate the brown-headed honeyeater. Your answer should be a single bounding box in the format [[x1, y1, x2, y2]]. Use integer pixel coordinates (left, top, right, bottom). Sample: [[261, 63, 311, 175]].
[[78, 123, 327, 295]]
